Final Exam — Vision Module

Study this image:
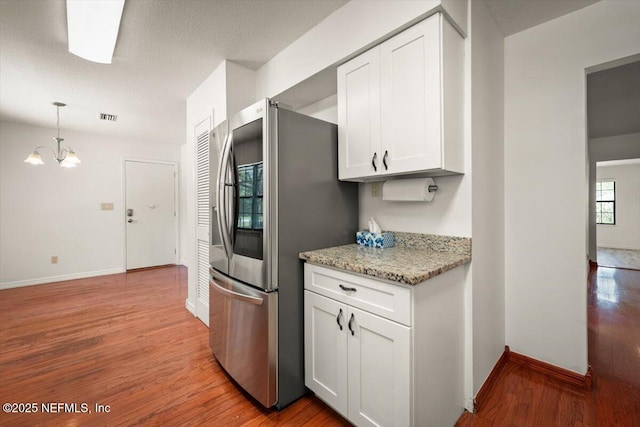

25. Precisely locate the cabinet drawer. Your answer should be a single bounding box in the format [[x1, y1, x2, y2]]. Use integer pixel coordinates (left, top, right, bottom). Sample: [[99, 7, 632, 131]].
[[304, 264, 411, 326]]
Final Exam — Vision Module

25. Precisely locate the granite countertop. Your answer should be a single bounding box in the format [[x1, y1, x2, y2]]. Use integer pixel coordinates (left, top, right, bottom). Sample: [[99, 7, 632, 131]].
[[299, 232, 471, 286]]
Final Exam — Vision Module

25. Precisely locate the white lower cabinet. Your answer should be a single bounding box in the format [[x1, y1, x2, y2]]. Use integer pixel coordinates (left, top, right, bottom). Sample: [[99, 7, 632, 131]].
[[304, 291, 410, 426], [304, 263, 465, 427]]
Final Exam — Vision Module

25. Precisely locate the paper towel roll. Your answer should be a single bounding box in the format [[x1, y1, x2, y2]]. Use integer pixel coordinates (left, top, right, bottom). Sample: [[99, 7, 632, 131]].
[[382, 178, 436, 202]]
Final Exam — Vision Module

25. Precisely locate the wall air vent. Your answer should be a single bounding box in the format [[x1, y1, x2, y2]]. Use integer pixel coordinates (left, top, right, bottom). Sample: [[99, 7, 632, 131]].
[[98, 112, 118, 122]]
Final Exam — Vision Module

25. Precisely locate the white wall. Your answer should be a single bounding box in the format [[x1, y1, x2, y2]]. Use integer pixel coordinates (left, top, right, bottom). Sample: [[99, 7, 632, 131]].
[[294, 5, 492, 410], [588, 132, 640, 260], [0, 121, 181, 288], [596, 162, 640, 250], [504, 0, 640, 373], [225, 61, 258, 116], [183, 61, 226, 314], [469, 0, 505, 398], [184, 61, 256, 316], [256, 1, 448, 100], [297, 94, 338, 124]]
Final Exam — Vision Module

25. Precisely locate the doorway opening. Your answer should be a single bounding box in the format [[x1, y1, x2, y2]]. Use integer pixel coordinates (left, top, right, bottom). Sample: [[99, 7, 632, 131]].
[[585, 55, 640, 408], [594, 158, 640, 270]]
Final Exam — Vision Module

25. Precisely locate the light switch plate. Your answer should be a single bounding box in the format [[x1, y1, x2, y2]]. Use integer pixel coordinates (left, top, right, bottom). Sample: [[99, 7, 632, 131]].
[[371, 182, 382, 197], [101, 203, 114, 211]]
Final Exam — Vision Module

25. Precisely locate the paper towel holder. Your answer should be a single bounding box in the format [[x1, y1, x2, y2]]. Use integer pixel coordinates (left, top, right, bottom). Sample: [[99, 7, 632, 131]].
[[382, 177, 438, 202]]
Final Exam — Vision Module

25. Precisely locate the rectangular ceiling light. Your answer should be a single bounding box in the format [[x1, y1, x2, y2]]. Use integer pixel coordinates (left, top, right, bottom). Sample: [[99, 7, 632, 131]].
[[67, 0, 125, 64]]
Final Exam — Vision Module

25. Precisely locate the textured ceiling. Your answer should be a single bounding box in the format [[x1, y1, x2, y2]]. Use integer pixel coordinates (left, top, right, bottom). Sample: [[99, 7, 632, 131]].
[[2, 0, 623, 146], [0, 0, 348, 145], [483, 0, 601, 36], [588, 61, 640, 139]]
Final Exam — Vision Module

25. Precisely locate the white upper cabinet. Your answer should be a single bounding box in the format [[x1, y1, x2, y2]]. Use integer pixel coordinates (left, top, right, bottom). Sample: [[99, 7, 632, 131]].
[[337, 47, 381, 180], [338, 13, 464, 181]]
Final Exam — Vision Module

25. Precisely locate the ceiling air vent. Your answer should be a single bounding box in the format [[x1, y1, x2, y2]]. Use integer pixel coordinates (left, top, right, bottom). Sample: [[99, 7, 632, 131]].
[[98, 112, 118, 122]]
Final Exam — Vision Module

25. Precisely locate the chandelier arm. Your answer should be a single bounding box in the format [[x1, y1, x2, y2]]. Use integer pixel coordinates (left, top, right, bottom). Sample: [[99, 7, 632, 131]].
[[34, 146, 58, 158]]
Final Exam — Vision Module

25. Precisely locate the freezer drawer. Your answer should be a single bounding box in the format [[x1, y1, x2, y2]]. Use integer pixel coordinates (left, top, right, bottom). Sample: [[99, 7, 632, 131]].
[[209, 268, 277, 407]]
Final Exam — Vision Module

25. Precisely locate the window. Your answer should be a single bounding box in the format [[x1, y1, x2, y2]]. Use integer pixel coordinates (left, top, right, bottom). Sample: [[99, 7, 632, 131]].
[[237, 162, 263, 230], [596, 180, 615, 225]]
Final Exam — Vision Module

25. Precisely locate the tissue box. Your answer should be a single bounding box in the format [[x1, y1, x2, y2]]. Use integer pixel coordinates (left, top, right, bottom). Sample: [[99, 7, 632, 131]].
[[356, 231, 395, 248]]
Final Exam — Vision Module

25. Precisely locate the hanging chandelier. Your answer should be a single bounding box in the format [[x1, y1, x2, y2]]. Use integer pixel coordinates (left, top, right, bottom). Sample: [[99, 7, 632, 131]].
[[24, 102, 81, 168]]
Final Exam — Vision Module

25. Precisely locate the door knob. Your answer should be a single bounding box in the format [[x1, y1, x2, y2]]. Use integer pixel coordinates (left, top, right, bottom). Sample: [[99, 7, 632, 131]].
[[127, 218, 137, 223]]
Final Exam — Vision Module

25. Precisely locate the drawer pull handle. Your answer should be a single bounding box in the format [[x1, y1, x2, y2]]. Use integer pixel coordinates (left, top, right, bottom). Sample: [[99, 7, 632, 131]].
[[348, 313, 355, 336], [339, 284, 357, 292], [336, 308, 343, 331]]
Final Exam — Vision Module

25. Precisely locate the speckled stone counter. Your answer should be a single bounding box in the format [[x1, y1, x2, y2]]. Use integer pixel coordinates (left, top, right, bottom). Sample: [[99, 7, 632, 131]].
[[299, 232, 471, 286]]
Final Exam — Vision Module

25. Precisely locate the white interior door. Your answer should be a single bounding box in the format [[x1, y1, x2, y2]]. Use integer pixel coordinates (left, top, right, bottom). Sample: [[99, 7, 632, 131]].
[[125, 160, 177, 270]]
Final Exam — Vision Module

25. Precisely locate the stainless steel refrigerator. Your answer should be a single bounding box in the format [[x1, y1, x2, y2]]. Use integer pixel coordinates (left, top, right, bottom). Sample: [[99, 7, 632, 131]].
[[208, 98, 358, 409]]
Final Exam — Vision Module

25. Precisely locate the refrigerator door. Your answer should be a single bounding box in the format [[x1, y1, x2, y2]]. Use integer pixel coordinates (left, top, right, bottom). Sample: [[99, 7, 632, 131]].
[[227, 99, 274, 291], [210, 120, 230, 274], [209, 268, 277, 407]]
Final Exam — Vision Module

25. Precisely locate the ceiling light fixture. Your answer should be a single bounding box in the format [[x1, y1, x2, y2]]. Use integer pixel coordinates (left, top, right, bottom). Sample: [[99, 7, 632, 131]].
[[66, 0, 125, 64], [24, 102, 81, 168]]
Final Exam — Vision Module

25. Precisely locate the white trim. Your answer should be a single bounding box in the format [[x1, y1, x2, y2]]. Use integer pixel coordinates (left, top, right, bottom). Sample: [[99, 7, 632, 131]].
[[185, 298, 196, 315], [0, 268, 125, 290], [585, 53, 640, 75], [122, 157, 180, 271], [597, 158, 640, 167]]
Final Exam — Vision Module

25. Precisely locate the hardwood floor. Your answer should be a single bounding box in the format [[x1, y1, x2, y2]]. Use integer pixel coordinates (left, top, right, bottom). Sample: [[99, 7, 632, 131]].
[[0, 266, 350, 426], [3, 265, 638, 427], [457, 266, 640, 427]]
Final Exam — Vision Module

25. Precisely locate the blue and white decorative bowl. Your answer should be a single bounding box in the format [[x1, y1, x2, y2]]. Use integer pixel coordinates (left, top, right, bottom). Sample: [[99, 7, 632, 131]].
[[356, 231, 395, 248]]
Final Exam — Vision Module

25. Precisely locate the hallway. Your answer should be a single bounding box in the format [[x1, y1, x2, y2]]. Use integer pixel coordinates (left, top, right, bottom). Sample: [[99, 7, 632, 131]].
[[587, 266, 640, 423], [458, 266, 640, 426]]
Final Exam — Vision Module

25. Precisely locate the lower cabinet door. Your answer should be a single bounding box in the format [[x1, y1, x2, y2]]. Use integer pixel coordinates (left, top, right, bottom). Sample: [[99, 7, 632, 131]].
[[347, 306, 411, 427], [304, 291, 349, 417]]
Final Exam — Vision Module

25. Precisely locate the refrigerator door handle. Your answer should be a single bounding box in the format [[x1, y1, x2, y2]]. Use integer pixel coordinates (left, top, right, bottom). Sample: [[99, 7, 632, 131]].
[[217, 132, 233, 260], [227, 144, 236, 249], [210, 279, 264, 306]]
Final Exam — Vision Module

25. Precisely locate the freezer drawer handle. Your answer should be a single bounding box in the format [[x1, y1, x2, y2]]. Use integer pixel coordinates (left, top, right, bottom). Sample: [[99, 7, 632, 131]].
[[336, 308, 343, 331], [210, 280, 263, 306], [348, 313, 355, 336], [339, 284, 357, 292]]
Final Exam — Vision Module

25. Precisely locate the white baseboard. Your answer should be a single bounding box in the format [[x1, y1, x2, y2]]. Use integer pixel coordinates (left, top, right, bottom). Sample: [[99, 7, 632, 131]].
[[185, 298, 196, 315], [0, 268, 125, 290]]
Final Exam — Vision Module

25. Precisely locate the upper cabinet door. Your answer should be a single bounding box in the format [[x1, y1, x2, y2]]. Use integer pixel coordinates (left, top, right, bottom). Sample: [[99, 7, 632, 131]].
[[337, 47, 382, 180], [380, 14, 442, 175]]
